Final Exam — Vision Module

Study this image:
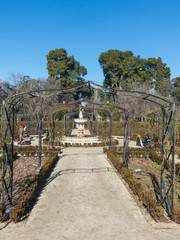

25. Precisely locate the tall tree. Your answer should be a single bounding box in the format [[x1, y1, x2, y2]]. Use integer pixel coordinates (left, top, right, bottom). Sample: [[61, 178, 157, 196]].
[[46, 48, 94, 100], [98, 49, 135, 89], [172, 77, 180, 103], [155, 57, 172, 95], [98, 49, 171, 93], [0, 79, 12, 106], [46, 48, 87, 88]]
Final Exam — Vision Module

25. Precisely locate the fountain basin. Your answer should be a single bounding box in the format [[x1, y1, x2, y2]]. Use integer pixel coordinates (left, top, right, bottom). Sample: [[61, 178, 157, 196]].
[[74, 118, 88, 124]]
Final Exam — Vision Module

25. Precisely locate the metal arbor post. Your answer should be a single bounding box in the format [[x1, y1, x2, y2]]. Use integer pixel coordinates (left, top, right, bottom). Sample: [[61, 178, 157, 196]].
[[84, 107, 113, 149], [1, 84, 87, 211], [51, 110, 78, 148], [1, 96, 36, 210], [38, 109, 43, 168], [85, 99, 129, 164], [88, 81, 176, 213], [51, 114, 55, 148], [123, 110, 129, 168], [64, 113, 74, 136], [160, 104, 176, 214], [2, 100, 14, 210]]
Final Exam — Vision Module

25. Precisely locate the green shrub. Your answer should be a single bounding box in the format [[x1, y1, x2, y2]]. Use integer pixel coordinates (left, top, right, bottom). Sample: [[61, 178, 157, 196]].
[[149, 150, 161, 165], [176, 163, 180, 175], [171, 209, 180, 224], [113, 139, 118, 145], [43, 138, 49, 144]]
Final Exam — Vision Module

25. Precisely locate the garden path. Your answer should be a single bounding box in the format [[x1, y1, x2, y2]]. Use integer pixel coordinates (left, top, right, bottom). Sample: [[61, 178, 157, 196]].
[[0, 147, 180, 240]]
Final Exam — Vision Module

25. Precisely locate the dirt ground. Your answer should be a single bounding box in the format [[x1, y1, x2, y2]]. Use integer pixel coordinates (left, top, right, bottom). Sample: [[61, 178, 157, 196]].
[[12, 156, 49, 205], [127, 156, 180, 210]]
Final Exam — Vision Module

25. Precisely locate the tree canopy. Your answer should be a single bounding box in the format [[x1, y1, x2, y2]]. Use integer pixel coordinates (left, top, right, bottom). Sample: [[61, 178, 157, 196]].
[[46, 48, 93, 100], [172, 77, 180, 103], [98, 49, 171, 94], [46, 48, 87, 88]]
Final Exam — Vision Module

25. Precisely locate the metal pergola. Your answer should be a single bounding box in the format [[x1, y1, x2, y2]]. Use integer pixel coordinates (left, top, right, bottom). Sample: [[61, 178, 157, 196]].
[[49, 99, 129, 150], [1, 80, 175, 216], [89, 81, 175, 214]]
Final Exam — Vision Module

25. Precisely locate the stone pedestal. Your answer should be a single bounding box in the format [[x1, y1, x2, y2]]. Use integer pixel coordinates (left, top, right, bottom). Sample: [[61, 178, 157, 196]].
[[74, 106, 88, 138], [77, 125, 84, 138]]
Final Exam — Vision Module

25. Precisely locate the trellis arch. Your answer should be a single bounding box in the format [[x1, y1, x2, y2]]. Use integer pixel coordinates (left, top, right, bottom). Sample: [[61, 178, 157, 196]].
[[1, 80, 175, 215], [50, 98, 129, 156], [34, 98, 128, 171], [88, 81, 175, 215]]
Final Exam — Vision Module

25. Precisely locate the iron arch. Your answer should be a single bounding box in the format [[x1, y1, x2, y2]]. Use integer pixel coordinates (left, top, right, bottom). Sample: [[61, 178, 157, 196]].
[[1, 80, 175, 215]]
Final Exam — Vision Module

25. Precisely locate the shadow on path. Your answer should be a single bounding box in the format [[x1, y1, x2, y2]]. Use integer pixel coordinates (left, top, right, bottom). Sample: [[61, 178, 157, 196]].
[[45, 167, 116, 187], [0, 221, 11, 231]]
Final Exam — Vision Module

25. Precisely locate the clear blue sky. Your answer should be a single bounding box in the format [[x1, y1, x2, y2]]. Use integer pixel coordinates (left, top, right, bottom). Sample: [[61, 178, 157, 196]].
[[0, 0, 180, 84]]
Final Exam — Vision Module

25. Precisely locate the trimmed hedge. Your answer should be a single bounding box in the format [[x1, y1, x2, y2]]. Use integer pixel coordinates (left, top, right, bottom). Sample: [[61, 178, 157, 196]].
[[176, 163, 180, 175], [171, 209, 180, 224], [14, 146, 61, 155], [43, 138, 50, 144], [148, 150, 161, 165], [9, 153, 59, 222], [106, 150, 164, 221], [108, 147, 180, 177]]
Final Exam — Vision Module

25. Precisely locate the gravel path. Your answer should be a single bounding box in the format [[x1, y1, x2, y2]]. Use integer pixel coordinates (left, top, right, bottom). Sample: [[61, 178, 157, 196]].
[[0, 147, 180, 240]]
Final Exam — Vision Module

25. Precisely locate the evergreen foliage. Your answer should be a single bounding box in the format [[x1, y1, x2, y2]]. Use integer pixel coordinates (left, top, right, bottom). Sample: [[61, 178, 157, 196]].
[[46, 48, 87, 87], [98, 49, 171, 94], [172, 77, 180, 103], [46, 48, 93, 99]]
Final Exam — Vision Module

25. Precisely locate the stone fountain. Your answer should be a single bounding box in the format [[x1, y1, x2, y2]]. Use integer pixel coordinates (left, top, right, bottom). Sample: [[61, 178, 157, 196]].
[[61, 104, 102, 146], [74, 105, 88, 138]]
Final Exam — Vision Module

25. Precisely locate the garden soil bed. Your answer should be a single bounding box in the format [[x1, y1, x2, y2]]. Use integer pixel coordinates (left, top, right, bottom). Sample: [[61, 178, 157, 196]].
[[12, 156, 49, 205], [127, 156, 180, 210]]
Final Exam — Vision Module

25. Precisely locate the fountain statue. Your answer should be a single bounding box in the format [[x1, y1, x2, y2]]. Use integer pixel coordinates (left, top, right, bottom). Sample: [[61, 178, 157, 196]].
[[74, 105, 88, 138]]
